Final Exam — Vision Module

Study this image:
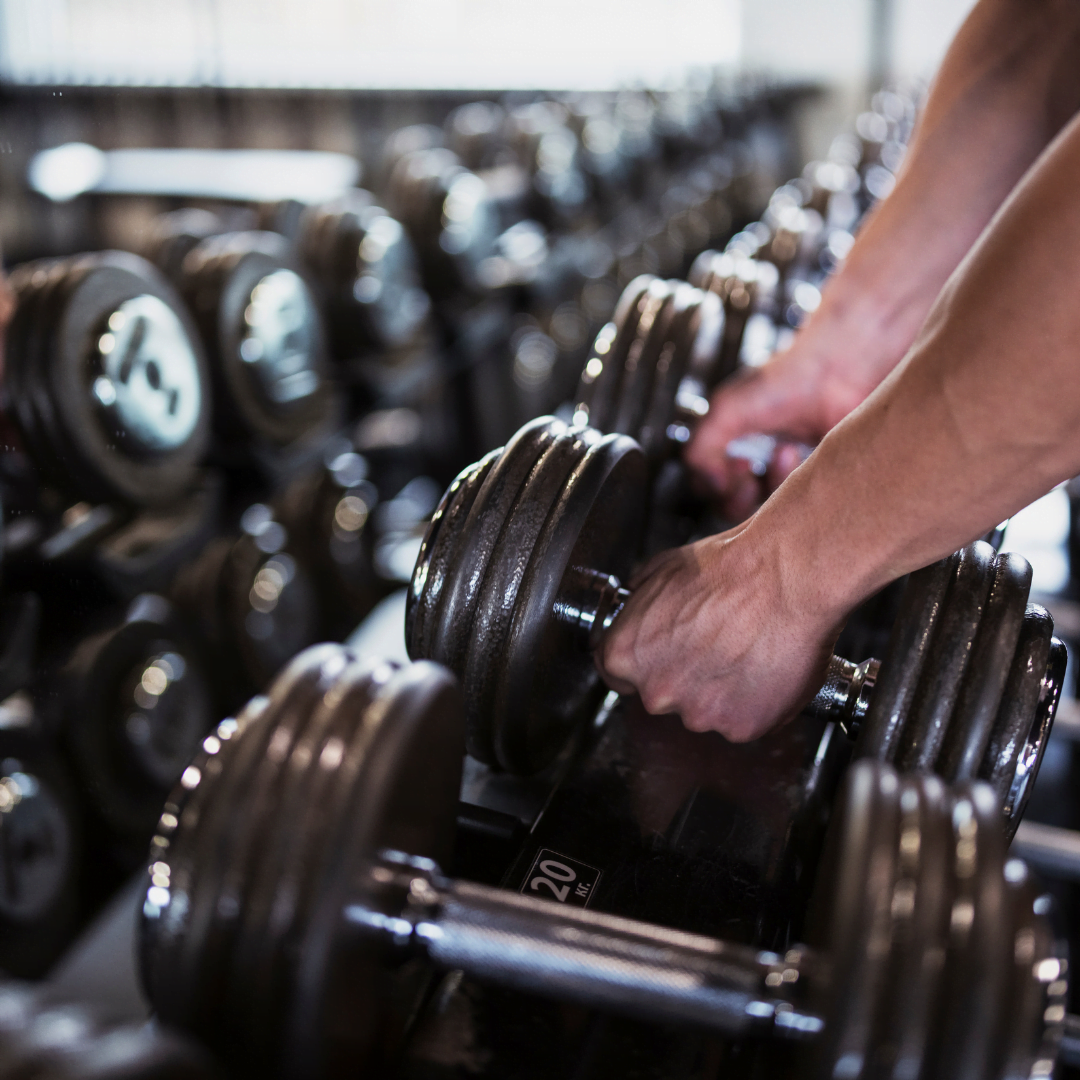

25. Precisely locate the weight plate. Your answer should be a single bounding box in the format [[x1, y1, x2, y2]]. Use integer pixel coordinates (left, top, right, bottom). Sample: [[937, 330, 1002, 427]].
[[464, 427, 586, 767], [855, 552, 956, 764], [994, 865, 1066, 1080], [805, 759, 900, 1080], [493, 425, 646, 773], [426, 418, 560, 761], [637, 284, 706, 462], [181, 232, 332, 450], [287, 661, 464, 1080], [937, 551, 1031, 782], [575, 276, 656, 432], [60, 594, 215, 842], [1001, 635, 1067, 839], [406, 450, 501, 665], [49, 253, 211, 506], [148, 645, 339, 1037], [869, 773, 951, 1080], [923, 782, 1010, 1080], [610, 285, 680, 440], [141, 691, 268, 1029], [979, 607, 1053, 811], [228, 655, 393, 1075], [896, 542, 996, 774], [0, 731, 82, 978]]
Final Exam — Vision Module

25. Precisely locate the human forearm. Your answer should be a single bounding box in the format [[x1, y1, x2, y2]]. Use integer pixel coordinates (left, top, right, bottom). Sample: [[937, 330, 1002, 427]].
[[801, 0, 1080, 387], [761, 110, 1080, 623]]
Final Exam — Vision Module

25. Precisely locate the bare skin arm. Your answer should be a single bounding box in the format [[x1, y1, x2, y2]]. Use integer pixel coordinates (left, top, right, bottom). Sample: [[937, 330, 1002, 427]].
[[599, 108, 1080, 741], [687, 0, 1080, 513]]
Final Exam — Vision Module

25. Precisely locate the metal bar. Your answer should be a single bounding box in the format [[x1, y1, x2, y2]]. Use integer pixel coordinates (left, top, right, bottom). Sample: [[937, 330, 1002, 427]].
[[1011, 820, 1080, 881]]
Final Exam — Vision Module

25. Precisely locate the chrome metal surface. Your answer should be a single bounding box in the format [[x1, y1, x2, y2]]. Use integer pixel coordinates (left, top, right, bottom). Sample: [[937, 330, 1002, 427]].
[[92, 294, 202, 453]]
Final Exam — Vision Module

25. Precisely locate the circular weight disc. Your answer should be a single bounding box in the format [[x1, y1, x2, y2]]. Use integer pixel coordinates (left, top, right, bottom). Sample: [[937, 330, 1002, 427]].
[[462, 427, 590, 767], [62, 596, 214, 840], [995, 865, 1067, 1080], [288, 660, 465, 1080], [1000, 634, 1066, 839], [406, 449, 501, 666], [141, 644, 338, 1033], [575, 276, 657, 432], [895, 542, 996, 774], [979, 607, 1053, 813], [216, 245, 333, 446], [855, 552, 956, 764], [50, 252, 212, 506], [936, 550, 1031, 782], [173, 644, 334, 1052], [494, 427, 648, 773], [804, 760, 900, 1080], [426, 418, 562, 762], [922, 782, 1010, 1080], [638, 285, 708, 462], [226, 656, 395, 1076], [610, 287, 680, 442], [868, 773, 952, 1080]]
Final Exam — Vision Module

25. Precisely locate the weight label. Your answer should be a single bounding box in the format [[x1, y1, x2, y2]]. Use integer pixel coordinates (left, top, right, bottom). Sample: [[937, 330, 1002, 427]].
[[520, 849, 601, 909]]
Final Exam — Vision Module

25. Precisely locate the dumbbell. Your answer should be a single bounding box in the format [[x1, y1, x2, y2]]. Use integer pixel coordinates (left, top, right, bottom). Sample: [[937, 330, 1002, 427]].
[[295, 192, 432, 359], [386, 147, 500, 297], [273, 443, 383, 639], [406, 416, 1066, 834], [0, 729, 82, 977], [170, 503, 318, 710], [172, 231, 337, 461], [5, 252, 211, 508], [140, 646, 1066, 1080], [52, 594, 214, 847], [0, 982, 217, 1079]]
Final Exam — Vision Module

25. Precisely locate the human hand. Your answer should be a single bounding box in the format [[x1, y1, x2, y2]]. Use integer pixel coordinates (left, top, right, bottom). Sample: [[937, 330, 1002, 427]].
[[595, 521, 846, 742]]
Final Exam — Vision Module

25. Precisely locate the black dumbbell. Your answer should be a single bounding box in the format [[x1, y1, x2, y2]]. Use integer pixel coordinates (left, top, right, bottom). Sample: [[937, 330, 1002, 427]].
[[406, 416, 1065, 834], [387, 147, 500, 297], [273, 444, 383, 639], [296, 193, 431, 359], [0, 982, 217, 1078], [0, 730, 82, 977], [140, 647, 1066, 1080], [173, 231, 337, 463], [5, 252, 211, 508], [51, 594, 215, 848], [170, 503, 318, 709]]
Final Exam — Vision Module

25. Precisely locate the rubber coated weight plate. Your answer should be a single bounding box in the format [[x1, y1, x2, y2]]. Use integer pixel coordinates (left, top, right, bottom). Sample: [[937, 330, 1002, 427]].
[[494, 426, 646, 774], [575, 276, 657, 432], [426, 418, 561, 762], [406, 450, 501, 667], [937, 551, 1031, 781], [980, 607, 1053, 810], [287, 661, 464, 1080], [141, 691, 268, 1029], [49, 253, 211, 506], [805, 760, 900, 1080], [895, 542, 997, 774], [610, 286, 680, 440], [924, 782, 1010, 1080], [995, 865, 1066, 1080], [868, 773, 951, 1080], [228, 656, 393, 1076], [61, 594, 214, 841], [855, 552, 956, 763], [180, 644, 336, 1052]]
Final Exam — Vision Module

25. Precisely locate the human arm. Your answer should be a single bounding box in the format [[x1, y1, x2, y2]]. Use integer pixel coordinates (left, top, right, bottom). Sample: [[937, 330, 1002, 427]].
[[599, 109, 1080, 740], [686, 0, 1080, 509]]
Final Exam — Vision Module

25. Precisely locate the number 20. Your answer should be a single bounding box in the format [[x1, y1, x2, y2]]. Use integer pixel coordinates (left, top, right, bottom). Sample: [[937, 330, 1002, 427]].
[[529, 859, 576, 902]]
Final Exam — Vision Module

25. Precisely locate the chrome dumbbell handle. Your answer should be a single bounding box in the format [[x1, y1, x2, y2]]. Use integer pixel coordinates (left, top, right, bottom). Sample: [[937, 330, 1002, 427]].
[[359, 853, 824, 1041], [557, 567, 878, 739]]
